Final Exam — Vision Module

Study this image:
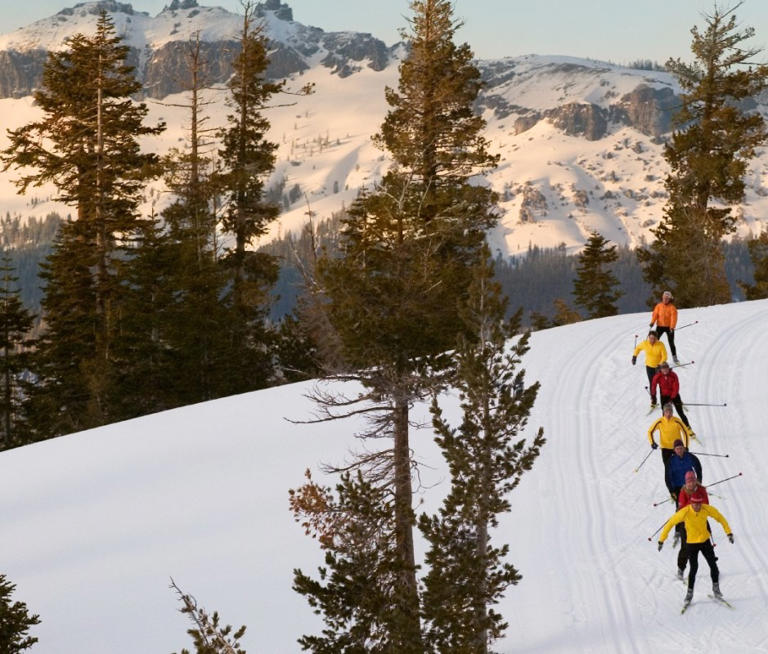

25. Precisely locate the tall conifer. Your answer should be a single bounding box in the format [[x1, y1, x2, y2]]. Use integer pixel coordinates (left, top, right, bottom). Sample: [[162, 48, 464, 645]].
[[639, 3, 768, 307], [2, 11, 163, 433], [420, 251, 544, 653], [0, 253, 35, 450], [303, 0, 499, 648], [572, 231, 622, 318]]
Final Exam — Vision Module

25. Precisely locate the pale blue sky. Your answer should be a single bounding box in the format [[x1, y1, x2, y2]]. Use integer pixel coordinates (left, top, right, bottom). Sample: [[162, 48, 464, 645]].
[[2, 0, 768, 65]]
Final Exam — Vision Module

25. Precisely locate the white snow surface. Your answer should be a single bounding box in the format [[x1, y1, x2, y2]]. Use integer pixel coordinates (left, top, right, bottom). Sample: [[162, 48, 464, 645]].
[[2, 299, 768, 652]]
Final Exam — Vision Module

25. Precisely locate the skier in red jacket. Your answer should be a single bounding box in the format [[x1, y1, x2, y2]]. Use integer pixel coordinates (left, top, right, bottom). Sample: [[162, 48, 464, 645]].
[[650, 361, 692, 431]]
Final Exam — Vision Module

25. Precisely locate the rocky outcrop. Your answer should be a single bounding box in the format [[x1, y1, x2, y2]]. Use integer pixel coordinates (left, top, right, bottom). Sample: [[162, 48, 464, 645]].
[[610, 84, 677, 137], [546, 103, 607, 140], [519, 184, 548, 223], [321, 32, 389, 77], [0, 50, 47, 97]]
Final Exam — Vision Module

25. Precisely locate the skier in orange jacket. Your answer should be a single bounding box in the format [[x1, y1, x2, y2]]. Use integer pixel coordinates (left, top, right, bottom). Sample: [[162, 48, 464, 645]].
[[650, 290, 679, 364]]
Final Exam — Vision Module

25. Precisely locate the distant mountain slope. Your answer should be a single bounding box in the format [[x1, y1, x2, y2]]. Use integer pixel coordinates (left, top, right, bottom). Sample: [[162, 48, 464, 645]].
[[1, 1, 767, 256], [2, 299, 767, 652]]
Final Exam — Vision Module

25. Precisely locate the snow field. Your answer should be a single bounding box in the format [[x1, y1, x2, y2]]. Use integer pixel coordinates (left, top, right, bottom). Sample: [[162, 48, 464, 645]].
[[2, 300, 768, 652]]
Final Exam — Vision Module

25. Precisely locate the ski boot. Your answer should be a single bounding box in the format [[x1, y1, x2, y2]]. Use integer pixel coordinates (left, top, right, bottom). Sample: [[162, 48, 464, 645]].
[[712, 582, 723, 600]]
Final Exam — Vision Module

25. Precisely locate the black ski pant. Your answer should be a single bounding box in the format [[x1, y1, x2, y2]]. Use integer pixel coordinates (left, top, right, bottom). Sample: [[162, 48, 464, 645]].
[[687, 540, 719, 589], [661, 394, 691, 429], [656, 326, 677, 357], [645, 366, 657, 400]]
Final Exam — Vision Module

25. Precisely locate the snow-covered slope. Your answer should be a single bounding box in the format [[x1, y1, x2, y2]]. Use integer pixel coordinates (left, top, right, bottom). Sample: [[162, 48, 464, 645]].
[[2, 299, 767, 652]]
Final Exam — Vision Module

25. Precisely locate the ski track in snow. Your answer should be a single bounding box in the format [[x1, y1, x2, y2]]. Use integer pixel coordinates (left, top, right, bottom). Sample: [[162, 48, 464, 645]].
[[512, 305, 768, 653]]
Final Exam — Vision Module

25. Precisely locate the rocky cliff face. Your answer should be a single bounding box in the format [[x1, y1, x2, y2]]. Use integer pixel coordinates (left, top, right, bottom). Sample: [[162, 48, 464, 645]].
[[0, 0, 393, 99]]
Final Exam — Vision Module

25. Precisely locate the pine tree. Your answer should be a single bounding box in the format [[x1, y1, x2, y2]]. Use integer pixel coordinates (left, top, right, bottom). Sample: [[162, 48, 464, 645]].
[[309, 2, 499, 646], [572, 231, 622, 318], [739, 231, 768, 299], [2, 11, 164, 433], [0, 253, 35, 450], [290, 470, 406, 652], [420, 251, 544, 653], [0, 573, 40, 653], [170, 579, 247, 654], [638, 3, 768, 307]]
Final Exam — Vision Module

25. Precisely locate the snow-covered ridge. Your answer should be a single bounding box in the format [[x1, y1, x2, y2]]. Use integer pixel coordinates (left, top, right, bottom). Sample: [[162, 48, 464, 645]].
[[1, 3, 768, 255], [2, 299, 767, 652]]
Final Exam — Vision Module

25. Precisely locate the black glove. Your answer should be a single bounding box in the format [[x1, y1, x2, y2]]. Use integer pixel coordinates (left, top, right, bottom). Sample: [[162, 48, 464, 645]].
[[632, 356, 637, 365], [651, 442, 658, 450], [728, 533, 734, 544], [658, 541, 664, 551]]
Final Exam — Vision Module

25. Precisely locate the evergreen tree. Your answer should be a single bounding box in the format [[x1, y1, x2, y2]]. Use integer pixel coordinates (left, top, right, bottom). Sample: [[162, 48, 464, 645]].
[[170, 580, 247, 654], [572, 231, 622, 318], [420, 252, 544, 653], [2, 11, 163, 434], [0, 253, 35, 450], [310, 2, 499, 646], [638, 3, 768, 307], [290, 470, 405, 652], [0, 573, 40, 652], [740, 231, 768, 299]]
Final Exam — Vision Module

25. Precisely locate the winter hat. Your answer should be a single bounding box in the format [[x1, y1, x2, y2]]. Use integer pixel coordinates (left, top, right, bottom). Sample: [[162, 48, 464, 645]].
[[685, 471, 697, 482], [663, 290, 673, 299], [690, 492, 705, 504], [673, 438, 684, 448]]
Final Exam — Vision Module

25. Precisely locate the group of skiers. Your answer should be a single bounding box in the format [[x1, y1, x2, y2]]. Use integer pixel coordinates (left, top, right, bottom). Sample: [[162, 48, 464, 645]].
[[632, 291, 735, 611]]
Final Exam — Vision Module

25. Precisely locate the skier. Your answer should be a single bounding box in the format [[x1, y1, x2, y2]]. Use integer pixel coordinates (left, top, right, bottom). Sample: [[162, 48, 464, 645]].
[[678, 471, 709, 509], [674, 470, 709, 580], [665, 441, 702, 557], [666, 440, 702, 499], [650, 290, 679, 364], [658, 492, 733, 607], [632, 330, 668, 408], [648, 405, 693, 467], [650, 361, 693, 431]]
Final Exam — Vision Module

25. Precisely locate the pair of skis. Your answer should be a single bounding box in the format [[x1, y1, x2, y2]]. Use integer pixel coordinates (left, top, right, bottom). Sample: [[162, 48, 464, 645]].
[[681, 594, 734, 613]]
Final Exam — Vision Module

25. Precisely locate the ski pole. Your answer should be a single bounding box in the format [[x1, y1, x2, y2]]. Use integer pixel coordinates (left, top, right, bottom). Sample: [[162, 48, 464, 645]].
[[634, 334, 638, 349], [653, 496, 673, 507], [634, 448, 655, 473], [671, 360, 695, 369], [648, 520, 668, 541], [683, 401, 727, 407], [688, 451, 729, 458], [706, 472, 742, 489], [675, 320, 699, 332]]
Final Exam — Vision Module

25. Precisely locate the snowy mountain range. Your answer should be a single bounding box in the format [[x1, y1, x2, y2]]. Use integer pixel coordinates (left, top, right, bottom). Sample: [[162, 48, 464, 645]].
[[3, 297, 767, 652], [1, 0, 768, 257]]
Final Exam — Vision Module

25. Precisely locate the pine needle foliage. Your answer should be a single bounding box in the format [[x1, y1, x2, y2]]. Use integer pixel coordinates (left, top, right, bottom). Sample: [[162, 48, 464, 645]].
[[0, 573, 40, 653], [572, 231, 622, 318], [420, 252, 545, 653], [2, 11, 163, 435], [740, 230, 768, 299], [639, 2, 768, 307], [311, 3, 499, 643], [170, 580, 247, 654], [0, 253, 35, 450], [291, 470, 409, 653]]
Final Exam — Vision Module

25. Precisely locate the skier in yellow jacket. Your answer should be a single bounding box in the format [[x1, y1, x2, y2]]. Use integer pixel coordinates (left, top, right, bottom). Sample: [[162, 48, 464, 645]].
[[648, 404, 694, 466], [650, 290, 679, 364], [658, 493, 733, 604], [633, 330, 667, 408]]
